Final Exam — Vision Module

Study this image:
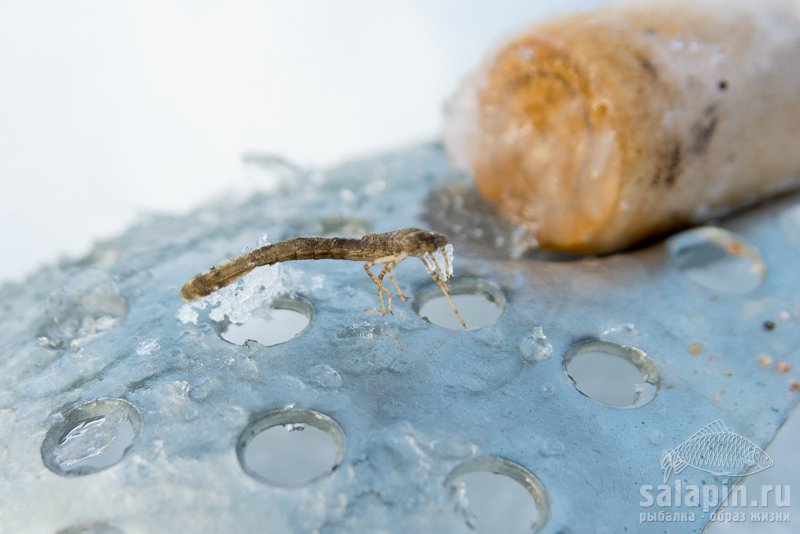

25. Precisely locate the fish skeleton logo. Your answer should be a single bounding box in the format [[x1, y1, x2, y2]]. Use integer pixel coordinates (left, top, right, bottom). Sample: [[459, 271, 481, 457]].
[[661, 420, 773, 482]]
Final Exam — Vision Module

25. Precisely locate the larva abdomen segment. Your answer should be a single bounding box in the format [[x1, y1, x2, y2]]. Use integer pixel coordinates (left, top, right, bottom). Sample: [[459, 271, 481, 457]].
[[179, 257, 257, 301], [179, 237, 374, 300]]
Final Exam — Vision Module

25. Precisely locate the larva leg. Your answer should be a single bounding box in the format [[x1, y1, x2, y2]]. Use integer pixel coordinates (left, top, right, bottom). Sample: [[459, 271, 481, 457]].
[[371, 252, 409, 303], [430, 254, 468, 329], [376, 261, 398, 314], [387, 271, 407, 301], [363, 262, 392, 316], [421, 256, 468, 329], [381, 252, 408, 301]]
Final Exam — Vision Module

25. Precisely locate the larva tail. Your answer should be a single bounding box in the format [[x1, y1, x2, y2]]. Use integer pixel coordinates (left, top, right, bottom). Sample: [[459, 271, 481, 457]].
[[179, 255, 256, 301]]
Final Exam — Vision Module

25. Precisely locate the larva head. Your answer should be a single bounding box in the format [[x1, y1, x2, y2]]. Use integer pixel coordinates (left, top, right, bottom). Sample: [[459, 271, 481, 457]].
[[393, 227, 449, 255]]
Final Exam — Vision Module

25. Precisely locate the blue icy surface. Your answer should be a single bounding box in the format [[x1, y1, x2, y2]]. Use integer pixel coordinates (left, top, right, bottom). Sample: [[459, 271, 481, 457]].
[[1, 143, 800, 533]]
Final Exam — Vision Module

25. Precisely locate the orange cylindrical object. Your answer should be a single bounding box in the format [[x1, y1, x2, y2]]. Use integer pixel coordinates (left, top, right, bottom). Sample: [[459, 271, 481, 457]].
[[444, 0, 800, 253]]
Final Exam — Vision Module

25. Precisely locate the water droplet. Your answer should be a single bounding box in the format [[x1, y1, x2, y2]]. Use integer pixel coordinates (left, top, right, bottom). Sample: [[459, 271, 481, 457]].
[[188, 378, 216, 401], [336, 321, 389, 340], [538, 438, 565, 457], [475, 327, 502, 347], [307, 364, 343, 390], [333, 323, 400, 376], [649, 430, 664, 445], [539, 384, 556, 398], [518, 327, 553, 363]]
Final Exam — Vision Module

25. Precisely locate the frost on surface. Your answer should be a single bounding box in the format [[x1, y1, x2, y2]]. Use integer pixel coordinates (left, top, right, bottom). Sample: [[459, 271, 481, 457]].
[[176, 304, 199, 325], [420, 244, 455, 281], [178, 234, 311, 325], [39, 268, 128, 348], [205, 263, 303, 324], [443, 243, 455, 278], [135, 339, 160, 356]]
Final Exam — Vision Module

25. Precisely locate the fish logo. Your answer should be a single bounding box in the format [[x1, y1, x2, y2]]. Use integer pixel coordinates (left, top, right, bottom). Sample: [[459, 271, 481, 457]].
[[661, 420, 773, 482]]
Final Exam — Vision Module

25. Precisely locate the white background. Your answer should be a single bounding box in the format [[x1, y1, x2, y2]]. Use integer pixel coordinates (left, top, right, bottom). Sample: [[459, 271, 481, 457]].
[[0, 2, 794, 532]]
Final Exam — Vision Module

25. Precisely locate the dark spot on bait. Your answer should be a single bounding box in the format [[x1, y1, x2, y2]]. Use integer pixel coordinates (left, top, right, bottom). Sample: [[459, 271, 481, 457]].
[[652, 142, 682, 187], [636, 55, 658, 79], [690, 104, 719, 155]]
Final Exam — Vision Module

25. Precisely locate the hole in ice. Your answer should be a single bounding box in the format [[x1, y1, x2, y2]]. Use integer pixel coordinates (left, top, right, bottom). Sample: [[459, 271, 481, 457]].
[[667, 227, 764, 294], [55, 523, 125, 534], [41, 398, 142, 477], [237, 409, 345, 487], [415, 278, 505, 330], [446, 456, 549, 533], [563, 340, 660, 408], [218, 296, 312, 347]]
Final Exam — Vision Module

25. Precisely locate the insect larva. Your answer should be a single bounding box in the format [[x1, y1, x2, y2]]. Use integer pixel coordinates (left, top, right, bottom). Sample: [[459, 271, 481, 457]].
[[180, 227, 468, 329]]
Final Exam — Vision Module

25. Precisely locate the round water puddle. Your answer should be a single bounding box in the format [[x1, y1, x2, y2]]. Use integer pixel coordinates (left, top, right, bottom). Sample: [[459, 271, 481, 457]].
[[42, 398, 142, 476], [219, 296, 312, 346], [415, 278, 506, 330], [563, 340, 660, 408], [237, 409, 345, 487], [446, 456, 549, 533], [667, 227, 764, 294]]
